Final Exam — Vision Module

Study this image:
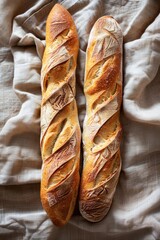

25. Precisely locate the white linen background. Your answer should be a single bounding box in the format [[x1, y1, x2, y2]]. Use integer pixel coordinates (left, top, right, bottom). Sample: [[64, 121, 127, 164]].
[[0, 0, 160, 239]]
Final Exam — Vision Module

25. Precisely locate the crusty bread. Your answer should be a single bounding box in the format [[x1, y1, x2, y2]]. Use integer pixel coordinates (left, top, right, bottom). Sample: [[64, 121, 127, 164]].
[[40, 4, 81, 226], [79, 16, 123, 222]]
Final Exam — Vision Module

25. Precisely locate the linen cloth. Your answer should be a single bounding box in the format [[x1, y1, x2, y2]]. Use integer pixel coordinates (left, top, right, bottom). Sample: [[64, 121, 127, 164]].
[[0, 0, 160, 239]]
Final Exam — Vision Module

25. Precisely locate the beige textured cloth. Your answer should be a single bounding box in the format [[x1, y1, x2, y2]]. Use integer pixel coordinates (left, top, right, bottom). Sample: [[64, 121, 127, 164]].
[[0, 0, 160, 239]]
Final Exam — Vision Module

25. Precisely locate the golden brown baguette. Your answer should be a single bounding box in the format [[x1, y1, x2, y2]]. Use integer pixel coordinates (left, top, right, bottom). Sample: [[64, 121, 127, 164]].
[[79, 16, 123, 222], [40, 4, 81, 226]]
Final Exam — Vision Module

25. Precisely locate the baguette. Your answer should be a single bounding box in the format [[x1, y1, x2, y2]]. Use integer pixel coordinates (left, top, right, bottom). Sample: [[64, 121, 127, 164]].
[[79, 16, 123, 222], [40, 4, 81, 226]]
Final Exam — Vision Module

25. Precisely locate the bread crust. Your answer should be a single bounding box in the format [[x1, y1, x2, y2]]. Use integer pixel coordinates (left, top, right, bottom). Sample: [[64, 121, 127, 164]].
[[79, 16, 123, 222], [40, 4, 81, 226]]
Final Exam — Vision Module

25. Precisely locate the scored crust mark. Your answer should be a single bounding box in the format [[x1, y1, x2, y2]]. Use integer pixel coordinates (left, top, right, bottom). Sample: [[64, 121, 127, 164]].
[[80, 16, 122, 222], [46, 3, 73, 41], [49, 84, 74, 110], [42, 42, 75, 94], [40, 82, 75, 148], [86, 54, 121, 95], [50, 21, 70, 40], [88, 151, 121, 184], [47, 183, 71, 207], [92, 84, 122, 113], [46, 132, 77, 183], [40, 4, 81, 226], [50, 89, 67, 110]]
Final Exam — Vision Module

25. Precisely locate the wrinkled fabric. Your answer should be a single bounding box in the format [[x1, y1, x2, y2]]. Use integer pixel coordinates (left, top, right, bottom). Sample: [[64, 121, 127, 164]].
[[0, 0, 160, 239]]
